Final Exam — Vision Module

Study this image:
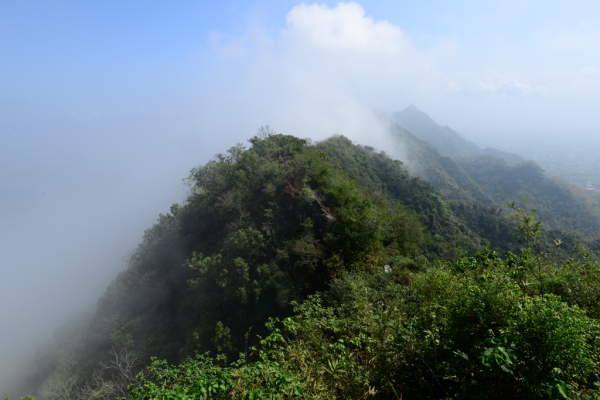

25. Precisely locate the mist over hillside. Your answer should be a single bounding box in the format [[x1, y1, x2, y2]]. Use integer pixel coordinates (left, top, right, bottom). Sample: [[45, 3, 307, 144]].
[[0, 115, 218, 392], [388, 107, 600, 236], [392, 104, 483, 160], [6, 130, 600, 399], [4, 107, 600, 399], [4, 1, 600, 398], [392, 104, 525, 165]]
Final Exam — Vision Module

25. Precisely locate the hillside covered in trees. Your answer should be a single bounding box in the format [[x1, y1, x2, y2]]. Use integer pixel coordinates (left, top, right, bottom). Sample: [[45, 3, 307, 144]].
[[6, 128, 600, 399], [390, 107, 600, 241]]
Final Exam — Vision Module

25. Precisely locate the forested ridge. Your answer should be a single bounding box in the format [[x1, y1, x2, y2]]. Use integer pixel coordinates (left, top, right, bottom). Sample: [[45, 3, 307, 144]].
[[390, 105, 600, 239], [7, 129, 600, 399]]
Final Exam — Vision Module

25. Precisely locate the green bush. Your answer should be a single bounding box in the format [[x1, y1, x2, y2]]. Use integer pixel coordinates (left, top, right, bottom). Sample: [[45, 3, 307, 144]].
[[127, 244, 600, 399]]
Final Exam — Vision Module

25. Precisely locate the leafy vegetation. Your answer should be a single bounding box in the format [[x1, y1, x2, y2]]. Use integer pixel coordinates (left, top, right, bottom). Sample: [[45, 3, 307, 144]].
[[390, 105, 600, 240], [9, 131, 429, 398], [315, 135, 487, 258], [460, 156, 600, 237], [8, 128, 600, 399], [119, 209, 600, 399]]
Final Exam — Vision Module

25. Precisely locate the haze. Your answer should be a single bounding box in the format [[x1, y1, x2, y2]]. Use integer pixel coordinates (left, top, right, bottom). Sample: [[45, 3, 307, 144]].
[[1, 0, 600, 389]]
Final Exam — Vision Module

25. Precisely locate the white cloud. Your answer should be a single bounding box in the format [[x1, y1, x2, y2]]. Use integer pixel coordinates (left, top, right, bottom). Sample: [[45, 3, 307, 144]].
[[203, 2, 449, 150], [442, 71, 542, 98], [200, 2, 600, 148], [284, 2, 406, 51]]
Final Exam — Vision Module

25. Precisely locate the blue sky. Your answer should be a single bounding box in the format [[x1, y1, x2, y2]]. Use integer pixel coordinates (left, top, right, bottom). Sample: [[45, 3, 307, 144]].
[[3, 0, 600, 141], [1, 0, 600, 389]]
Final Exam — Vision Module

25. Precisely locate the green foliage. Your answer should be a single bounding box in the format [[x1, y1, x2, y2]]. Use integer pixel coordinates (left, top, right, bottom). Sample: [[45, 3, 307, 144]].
[[316, 135, 488, 258], [481, 336, 517, 374], [129, 266, 600, 399], [127, 208, 600, 399], [506, 295, 598, 397], [16, 130, 600, 399], [16, 131, 429, 397], [461, 155, 600, 236], [177, 132, 426, 357], [126, 355, 231, 399]]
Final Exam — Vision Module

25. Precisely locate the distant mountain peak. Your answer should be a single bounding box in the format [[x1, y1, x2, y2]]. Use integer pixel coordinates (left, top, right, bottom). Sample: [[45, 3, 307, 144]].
[[392, 106, 525, 165], [399, 104, 437, 124], [392, 106, 481, 160]]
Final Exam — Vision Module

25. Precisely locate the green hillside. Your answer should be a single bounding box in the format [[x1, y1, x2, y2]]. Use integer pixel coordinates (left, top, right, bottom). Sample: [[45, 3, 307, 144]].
[[315, 135, 488, 258], [459, 155, 600, 237], [387, 123, 491, 203], [388, 108, 600, 240], [7, 130, 600, 400], [8, 133, 428, 398]]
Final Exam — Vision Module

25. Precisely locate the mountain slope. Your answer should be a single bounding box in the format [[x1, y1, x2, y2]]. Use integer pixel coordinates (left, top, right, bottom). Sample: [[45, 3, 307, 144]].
[[392, 104, 482, 160], [459, 155, 600, 236], [390, 107, 600, 238], [388, 123, 492, 203], [316, 135, 488, 258], [482, 147, 525, 165], [8, 129, 600, 399], [392, 104, 524, 165], [10, 133, 432, 398]]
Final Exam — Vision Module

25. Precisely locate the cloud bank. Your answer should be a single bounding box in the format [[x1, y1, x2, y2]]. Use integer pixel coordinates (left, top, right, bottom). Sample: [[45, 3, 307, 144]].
[[207, 2, 600, 145]]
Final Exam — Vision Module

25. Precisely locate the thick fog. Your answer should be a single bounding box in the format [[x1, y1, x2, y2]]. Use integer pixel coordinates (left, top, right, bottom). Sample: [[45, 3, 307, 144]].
[[2, 0, 600, 390]]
